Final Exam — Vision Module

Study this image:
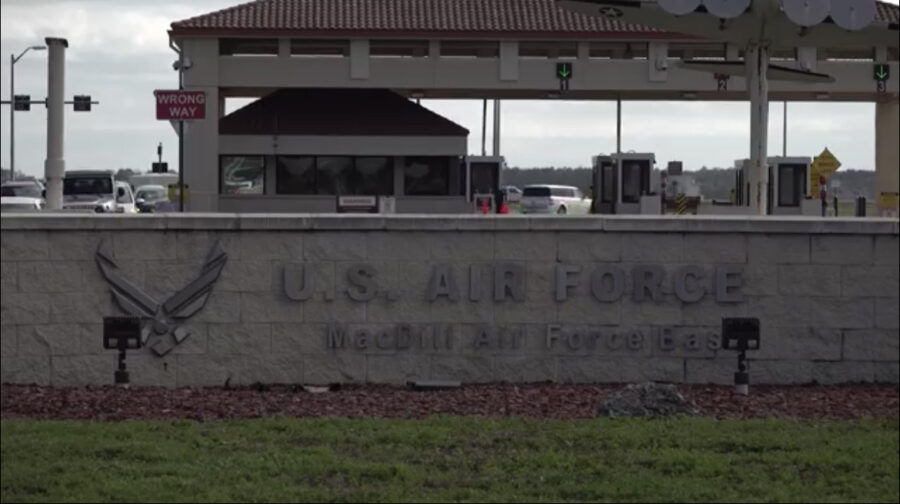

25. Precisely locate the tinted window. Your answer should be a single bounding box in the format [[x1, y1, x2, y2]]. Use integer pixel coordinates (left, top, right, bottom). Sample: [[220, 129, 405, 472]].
[[523, 187, 551, 197], [221, 156, 265, 195], [778, 164, 804, 207], [622, 160, 649, 203], [1, 185, 41, 198], [277, 156, 316, 194], [355, 157, 393, 195], [64, 177, 113, 196], [601, 164, 616, 203], [316, 156, 354, 195], [404, 157, 450, 196]]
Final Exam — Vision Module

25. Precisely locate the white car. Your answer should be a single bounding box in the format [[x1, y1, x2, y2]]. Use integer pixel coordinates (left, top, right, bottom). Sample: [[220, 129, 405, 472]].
[[520, 184, 591, 215], [1, 196, 43, 212], [501, 185, 523, 203], [1, 180, 45, 210]]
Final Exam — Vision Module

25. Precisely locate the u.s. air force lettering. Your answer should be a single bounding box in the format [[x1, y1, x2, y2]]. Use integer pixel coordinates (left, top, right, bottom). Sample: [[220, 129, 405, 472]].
[[284, 263, 743, 304]]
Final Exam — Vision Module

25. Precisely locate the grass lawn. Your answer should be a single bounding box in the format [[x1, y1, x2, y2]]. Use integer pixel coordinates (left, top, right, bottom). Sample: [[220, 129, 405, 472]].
[[2, 417, 898, 503]]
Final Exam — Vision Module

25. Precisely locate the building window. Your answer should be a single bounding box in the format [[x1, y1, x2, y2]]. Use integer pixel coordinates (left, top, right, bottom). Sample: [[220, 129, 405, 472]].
[[275, 156, 394, 195], [404, 157, 450, 196], [219, 38, 279, 56], [778, 164, 804, 207], [601, 164, 616, 203], [370, 40, 429, 58], [276, 156, 316, 194], [316, 156, 354, 195], [291, 39, 349, 57], [440, 41, 499, 58], [355, 157, 393, 195], [520, 41, 578, 59], [220, 156, 265, 195]]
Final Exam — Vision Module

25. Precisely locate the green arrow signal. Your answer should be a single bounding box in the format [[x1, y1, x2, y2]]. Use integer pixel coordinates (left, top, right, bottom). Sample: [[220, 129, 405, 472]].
[[876, 66, 888, 80], [558, 66, 571, 79]]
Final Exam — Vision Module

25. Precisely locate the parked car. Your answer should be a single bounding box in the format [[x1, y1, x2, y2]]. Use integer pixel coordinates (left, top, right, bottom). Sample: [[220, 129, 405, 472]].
[[500, 185, 523, 204], [1, 196, 43, 212], [62, 170, 137, 213], [1, 180, 45, 209], [134, 184, 170, 213], [520, 184, 591, 215]]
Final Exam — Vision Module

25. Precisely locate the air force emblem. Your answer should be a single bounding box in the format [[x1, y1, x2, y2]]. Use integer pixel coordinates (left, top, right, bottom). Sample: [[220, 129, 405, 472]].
[[96, 241, 228, 356]]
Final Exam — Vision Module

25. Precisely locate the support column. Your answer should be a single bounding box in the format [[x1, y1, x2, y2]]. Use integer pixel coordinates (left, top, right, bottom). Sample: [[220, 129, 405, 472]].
[[492, 99, 501, 156], [616, 97, 622, 154], [43, 37, 68, 210], [747, 44, 770, 216], [181, 38, 220, 212], [875, 101, 900, 214]]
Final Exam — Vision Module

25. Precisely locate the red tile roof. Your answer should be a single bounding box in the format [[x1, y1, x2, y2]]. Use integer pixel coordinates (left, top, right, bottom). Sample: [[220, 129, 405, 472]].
[[219, 88, 469, 136], [172, 0, 900, 39], [171, 0, 670, 38]]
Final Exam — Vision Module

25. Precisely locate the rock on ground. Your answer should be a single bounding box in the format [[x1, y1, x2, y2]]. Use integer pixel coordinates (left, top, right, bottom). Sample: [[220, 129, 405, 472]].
[[596, 382, 697, 418]]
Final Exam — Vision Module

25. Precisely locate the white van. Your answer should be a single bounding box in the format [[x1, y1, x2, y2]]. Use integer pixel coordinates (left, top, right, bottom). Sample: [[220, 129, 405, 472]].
[[520, 184, 591, 215], [62, 171, 138, 213]]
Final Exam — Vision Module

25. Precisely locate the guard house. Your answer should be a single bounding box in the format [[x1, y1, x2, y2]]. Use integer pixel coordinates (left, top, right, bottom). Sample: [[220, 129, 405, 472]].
[[217, 88, 469, 213], [591, 153, 659, 214], [169, 0, 899, 214], [734, 157, 813, 215]]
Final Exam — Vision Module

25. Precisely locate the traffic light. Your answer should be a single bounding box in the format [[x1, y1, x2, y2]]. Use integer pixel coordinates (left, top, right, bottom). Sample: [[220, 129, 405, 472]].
[[73, 95, 91, 112]]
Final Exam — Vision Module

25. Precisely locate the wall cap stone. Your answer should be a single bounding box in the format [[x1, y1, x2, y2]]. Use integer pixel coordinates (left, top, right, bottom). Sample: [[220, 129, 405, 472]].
[[2, 213, 898, 234]]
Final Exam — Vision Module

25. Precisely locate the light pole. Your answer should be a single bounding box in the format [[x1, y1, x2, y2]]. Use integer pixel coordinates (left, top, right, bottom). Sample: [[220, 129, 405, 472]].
[[9, 45, 46, 181]]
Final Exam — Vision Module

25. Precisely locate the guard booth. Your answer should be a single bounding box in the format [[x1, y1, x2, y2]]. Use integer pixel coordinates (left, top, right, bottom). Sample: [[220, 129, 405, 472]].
[[591, 153, 658, 214], [465, 156, 505, 212], [735, 157, 812, 215]]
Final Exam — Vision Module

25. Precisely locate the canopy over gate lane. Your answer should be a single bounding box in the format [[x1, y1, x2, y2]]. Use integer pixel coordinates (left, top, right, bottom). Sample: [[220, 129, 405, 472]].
[[168, 0, 899, 213]]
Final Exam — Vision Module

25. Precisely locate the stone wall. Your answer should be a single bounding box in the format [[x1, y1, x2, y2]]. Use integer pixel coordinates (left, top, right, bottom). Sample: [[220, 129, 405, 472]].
[[1, 214, 897, 387]]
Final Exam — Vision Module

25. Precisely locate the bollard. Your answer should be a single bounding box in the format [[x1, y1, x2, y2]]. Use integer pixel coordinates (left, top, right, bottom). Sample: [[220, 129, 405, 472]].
[[856, 196, 866, 217], [833, 196, 838, 217]]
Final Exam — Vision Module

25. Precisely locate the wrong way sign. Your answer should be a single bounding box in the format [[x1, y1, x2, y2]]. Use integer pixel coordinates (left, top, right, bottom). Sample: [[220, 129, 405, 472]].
[[154, 90, 206, 120]]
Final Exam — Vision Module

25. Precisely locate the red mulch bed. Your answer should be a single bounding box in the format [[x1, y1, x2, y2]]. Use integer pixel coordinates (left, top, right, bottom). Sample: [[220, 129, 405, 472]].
[[1, 384, 897, 422]]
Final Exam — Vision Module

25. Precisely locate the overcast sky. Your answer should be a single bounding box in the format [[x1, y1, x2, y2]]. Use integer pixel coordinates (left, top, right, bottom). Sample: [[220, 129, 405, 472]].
[[1, 0, 896, 177]]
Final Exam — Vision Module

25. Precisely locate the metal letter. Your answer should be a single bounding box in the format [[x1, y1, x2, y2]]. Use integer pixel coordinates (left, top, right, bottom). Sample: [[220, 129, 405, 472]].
[[474, 326, 493, 349], [707, 333, 722, 350], [628, 331, 643, 350], [494, 263, 525, 302], [607, 332, 624, 350], [659, 327, 675, 350], [591, 265, 625, 302], [397, 324, 413, 349], [347, 263, 378, 301], [284, 264, 314, 301], [355, 328, 370, 349], [686, 333, 701, 350], [426, 265, 460, 302], [555, 265, 582, 302], [376, 329, 394, 349], [674, 265, 706, 303], [546, 324, 561, 349], [715, 265, 744, 303], [567, 330, 583, 350], [633, 265, 665, 302], [327, 325, 347, 349]]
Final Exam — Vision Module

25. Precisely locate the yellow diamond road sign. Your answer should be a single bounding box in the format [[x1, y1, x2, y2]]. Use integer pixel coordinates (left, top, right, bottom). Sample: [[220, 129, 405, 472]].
[[810, 148, 841, 199]]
